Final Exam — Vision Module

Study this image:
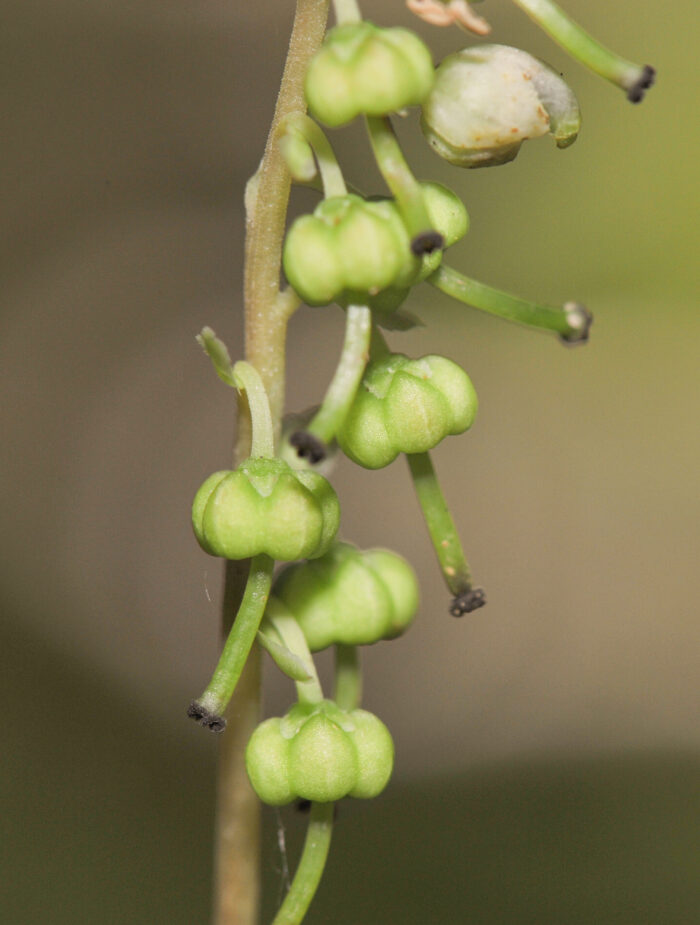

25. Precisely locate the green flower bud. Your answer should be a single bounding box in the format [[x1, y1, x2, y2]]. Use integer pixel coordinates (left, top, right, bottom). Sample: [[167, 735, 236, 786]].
[[305, 22, 435, 128], [283, 184, 468, 312], [245, 700, 394, 805], [192, 458, 340, 561], [283, 194, 410, 309], [421, 44, 581, 168], [274, 542, 419, 651], [338, 353, 478, 469]]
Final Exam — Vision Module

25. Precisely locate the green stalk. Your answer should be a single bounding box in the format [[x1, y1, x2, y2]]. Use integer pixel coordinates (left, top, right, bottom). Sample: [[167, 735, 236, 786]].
[[429, 264, 592, 344], [511, 0, 655, 101], [262, 600, 325, 705], [272, 803, 335, 925], [365, 115, 443, 255], [334, 644, 362, 711], [216, 2, 330, 924], [190, 554, 275, 727], [278, 113, 347, 198], [406, 451, 486, 616], [233, 361, 275, 458], [292, 304, 371, 461]]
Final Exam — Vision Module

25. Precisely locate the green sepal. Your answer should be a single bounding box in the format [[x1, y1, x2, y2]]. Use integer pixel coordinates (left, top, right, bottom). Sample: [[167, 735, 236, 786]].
[[338, 353, 478, 469], [305, 22, 434, 128], [274, 542, 419, 651], [196, 327, 236, 387]]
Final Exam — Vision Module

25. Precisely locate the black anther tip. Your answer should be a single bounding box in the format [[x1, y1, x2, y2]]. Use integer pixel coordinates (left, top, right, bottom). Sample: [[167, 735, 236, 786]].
[[290, 431, 327, 464], [627, 65, 656, 103], [450, 588, 487, 617], [187, 701, 227, 733], [559, 303, 593, 346], [411, 230, 444, 256]]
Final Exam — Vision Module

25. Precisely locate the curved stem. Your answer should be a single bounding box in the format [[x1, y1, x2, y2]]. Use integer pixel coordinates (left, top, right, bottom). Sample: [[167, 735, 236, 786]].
[[279, 113, 347, 198], [406, 451, 486, 616], [429, 264, 592, 344], [233, 361, 275, 458], [334, 644, 362, 711], [511, 0, 655, 101], [365, 115, 442, 254], [305, 305, 371, 445], [272, 803, 335, 925], [264, 599, 325, 705], [192, 554, 275, 724]]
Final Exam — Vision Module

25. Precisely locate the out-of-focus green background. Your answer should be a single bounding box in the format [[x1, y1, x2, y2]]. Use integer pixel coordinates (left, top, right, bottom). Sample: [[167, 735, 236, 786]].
[[1, 0, 698, 922]]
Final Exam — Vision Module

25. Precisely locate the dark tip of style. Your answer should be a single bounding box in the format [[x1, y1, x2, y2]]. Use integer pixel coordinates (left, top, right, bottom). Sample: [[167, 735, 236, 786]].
[[627, 65, 656, 103], [187, 701, 227, 733], [290, 431, 327, 464], [450, 588, 487, 617], [559, 302, 593, 346], [411, 230, 444, 256]]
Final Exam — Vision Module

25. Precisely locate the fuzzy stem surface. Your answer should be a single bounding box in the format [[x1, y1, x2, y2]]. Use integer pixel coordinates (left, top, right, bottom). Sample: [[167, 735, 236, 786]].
[[216, 2, 330, 924]]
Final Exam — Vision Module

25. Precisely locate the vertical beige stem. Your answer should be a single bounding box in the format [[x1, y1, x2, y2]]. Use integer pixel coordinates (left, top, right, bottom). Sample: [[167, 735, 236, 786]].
[[213, 2, 329, 924]]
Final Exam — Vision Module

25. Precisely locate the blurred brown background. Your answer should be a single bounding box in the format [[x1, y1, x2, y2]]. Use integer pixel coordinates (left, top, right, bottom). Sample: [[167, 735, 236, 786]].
[[1, 0, 698, 922]]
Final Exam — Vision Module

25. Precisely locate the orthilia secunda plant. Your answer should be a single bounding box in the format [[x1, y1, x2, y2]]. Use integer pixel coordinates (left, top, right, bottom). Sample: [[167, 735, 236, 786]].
[[188, 2, 655, 923]]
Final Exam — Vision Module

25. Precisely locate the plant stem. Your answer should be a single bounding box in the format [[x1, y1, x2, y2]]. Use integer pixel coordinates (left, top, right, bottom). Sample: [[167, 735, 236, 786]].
[[334, 644, 362, 710], [510, 0, 655, 101], [216, 2, 330, 924], [272, 803, 335, 925], [306, 305, 371, 444], [194, 555, 275, 722], [429, 264, 593, 344], [239, 0, 331, 458], [365, 115, 442, 254], [406, 451, 486, 615]]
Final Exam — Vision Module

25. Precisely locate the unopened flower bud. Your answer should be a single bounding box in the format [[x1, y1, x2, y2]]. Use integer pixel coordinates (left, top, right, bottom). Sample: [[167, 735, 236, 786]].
[[420, 44, 580, 168]]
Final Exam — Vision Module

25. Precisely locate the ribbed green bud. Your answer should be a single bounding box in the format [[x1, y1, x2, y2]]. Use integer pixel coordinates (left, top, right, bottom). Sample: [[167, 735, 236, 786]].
[[421, 44, 580, 168], [192, 458, 340, 561], [274, 542, 419, 651], [245, 700, 394, 805], [338, 353, 478, 469], [306, 22, 434, 127], [283, 184, 467, 312]]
